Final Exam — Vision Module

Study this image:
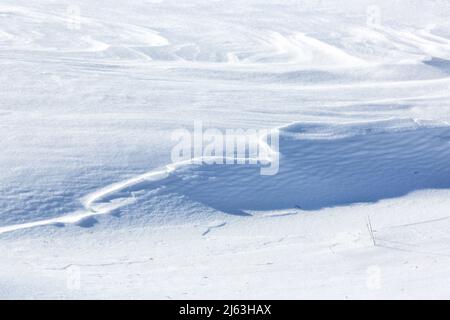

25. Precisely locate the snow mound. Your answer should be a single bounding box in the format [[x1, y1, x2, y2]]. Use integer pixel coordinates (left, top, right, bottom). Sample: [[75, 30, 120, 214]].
[[2, 118, 449, 234], [156, 119, 450, 214]]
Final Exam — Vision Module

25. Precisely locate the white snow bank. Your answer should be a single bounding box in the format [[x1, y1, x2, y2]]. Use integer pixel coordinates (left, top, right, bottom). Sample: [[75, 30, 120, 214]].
[[2, 118, 449, 234]]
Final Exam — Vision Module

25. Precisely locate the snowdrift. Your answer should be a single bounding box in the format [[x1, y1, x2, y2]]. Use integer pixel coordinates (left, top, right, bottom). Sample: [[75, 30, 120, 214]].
[[2, 119, 449, 234]]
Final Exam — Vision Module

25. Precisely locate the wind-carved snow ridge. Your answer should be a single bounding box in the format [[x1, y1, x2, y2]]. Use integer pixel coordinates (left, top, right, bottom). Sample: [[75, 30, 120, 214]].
[[0, 128, 279, 234], [0, 4, 168, 55], [1, 119, 449, 235], [242, 31, 368, 67]]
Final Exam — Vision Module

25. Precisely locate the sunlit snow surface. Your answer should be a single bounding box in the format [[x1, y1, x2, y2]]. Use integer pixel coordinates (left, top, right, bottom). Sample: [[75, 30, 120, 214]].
[[1, 0, 450, 298]]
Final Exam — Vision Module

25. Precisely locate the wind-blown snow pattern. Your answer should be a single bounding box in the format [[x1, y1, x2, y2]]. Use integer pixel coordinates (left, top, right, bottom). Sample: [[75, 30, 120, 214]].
[[1, 0, 450, 299]]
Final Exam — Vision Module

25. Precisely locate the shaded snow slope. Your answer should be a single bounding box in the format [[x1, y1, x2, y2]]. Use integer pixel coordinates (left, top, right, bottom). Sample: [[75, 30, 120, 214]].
[[1, 118, 449, 234]]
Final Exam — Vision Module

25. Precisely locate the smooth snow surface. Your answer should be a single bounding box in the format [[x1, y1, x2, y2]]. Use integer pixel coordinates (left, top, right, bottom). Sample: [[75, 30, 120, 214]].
[[1, 0, 450, 299]]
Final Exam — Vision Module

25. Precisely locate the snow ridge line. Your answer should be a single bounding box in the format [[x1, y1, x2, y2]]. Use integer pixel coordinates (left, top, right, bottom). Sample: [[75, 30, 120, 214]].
[[0, 118, 446, 235], [0, 130, 277, 235]]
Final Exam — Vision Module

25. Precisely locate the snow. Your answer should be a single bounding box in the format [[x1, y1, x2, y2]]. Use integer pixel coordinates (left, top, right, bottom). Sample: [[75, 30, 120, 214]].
[[1, 0, 450, 299]]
